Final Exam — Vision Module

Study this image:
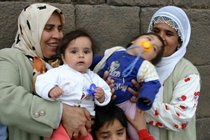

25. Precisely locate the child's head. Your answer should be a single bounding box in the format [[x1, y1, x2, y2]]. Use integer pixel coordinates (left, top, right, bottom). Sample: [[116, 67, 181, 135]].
[[59, 29, 95, 73], [127, 32, 165, 65], [92, 103, 129, 140]]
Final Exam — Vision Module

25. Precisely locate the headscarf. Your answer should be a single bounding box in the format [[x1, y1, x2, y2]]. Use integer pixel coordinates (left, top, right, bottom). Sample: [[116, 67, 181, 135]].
[[12, 3, 65, 59], [11, 3, 65, 91], [148, 6, 191, 84]]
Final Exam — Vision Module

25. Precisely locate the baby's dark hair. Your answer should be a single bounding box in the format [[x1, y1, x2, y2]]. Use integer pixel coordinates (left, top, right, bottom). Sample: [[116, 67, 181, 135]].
[[92, 102, 129, 139], [126, 32, 165, 65], [59, 29, 96, 56]]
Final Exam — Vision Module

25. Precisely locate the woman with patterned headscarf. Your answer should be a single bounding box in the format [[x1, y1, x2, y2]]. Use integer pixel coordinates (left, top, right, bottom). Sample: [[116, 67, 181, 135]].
[[145, 6, 201, 140], [0, 3, 91, 140]]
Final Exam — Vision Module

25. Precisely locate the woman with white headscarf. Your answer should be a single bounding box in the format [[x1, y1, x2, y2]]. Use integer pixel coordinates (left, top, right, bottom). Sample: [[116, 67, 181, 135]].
[[145, 6, 201, 140], [0, 3, 91, 140]]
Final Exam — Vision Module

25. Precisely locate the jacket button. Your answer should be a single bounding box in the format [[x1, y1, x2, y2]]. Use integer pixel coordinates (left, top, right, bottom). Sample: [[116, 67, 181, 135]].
[[33, 112, 40, 118], [39, 110, 46, 116]]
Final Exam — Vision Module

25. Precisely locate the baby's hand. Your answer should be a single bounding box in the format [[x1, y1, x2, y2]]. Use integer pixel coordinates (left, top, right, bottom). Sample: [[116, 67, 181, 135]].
[[94, 87, 105, 103], [49, 85, 63, 100]]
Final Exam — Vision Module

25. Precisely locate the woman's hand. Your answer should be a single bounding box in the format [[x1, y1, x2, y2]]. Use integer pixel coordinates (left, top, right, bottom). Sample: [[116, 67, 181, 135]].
[[102, 71, 116, 100], [103, 71, 142, 102], [128, 79, 142, 103], [61, 104, 91, 138]]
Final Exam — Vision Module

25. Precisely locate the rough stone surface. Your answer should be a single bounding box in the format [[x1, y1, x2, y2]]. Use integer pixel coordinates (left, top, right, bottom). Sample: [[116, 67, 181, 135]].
[[197, 118, 210, 140], [75, 5, 139, 54], [186, 9, 210, 65], [173, 0, 210, 8], [196, 66, 210, 118], [107, 0, 171, 6], [0, 1, 210, 140]]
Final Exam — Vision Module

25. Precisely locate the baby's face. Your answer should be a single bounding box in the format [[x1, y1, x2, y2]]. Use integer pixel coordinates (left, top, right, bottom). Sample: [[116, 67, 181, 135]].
[[62, 36, 93, 73], [133, 34, 163, 61]]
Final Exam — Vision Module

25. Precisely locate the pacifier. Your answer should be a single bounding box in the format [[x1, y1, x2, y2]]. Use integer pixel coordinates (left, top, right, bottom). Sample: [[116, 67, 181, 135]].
[[86, 83, 96, 96], [138, 40, 153, 52]]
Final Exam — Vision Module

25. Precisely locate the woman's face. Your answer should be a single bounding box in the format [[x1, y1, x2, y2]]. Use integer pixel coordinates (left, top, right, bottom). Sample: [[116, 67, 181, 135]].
[[152, 22, 180, 57], [96, 119, 127, 140], [40, 12, 63, 58]]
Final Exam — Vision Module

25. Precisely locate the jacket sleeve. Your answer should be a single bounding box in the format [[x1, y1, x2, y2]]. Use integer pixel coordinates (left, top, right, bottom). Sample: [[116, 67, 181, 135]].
[[0, 50, 62, 137], [35, 68, 60, 101], [145, 74, 200, 131]]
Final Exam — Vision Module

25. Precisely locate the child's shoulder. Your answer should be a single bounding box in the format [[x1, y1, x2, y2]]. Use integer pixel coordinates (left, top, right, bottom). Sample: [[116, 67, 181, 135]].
[[104, 46, 125, 55]]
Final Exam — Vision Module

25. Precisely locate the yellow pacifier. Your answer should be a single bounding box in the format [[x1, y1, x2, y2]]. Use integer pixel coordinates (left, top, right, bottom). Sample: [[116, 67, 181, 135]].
[[138, 41, 153, 52]]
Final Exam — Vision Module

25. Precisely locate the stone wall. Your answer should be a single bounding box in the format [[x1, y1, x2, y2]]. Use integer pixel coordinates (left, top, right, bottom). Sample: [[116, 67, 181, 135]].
[[0, 0, 210, 139]]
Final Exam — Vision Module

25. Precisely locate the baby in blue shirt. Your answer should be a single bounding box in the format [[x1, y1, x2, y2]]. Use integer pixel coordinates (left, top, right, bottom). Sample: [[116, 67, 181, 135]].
[[96, 32, 165, 140]]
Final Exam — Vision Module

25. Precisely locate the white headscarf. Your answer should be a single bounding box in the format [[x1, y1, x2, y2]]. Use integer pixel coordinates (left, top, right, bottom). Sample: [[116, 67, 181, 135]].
[[12, 3, 65, 59], [148, 6, 191, 84]]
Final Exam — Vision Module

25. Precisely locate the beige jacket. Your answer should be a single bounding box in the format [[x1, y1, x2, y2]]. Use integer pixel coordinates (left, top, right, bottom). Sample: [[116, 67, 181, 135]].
[[0, 48, 61, 140]]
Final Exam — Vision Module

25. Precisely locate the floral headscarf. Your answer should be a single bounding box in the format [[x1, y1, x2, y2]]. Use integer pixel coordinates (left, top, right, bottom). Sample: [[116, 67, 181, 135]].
[[12, 3, 65, 59], [12, 3, 65, 91], [148, 6, 191, 84]]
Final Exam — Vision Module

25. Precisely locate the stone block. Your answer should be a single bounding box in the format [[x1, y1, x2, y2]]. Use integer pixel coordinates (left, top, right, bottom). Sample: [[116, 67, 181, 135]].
[[197, 118, 210, 140], [186, 9, 210, 66], [107, 0, 171, 6], [72, 0, 105, 4], [55, 4, 75, 33], [196, 66, 210, 118], [174, 0, 210, 8], [75, 5, 140, 54], [0, 2, 30, 49]]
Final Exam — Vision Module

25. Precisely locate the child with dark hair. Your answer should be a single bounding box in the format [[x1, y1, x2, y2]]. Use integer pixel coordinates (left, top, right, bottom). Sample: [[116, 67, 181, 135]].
[[92, 102, 154, 140], [94, 32, 165, 139], [35, 29, 112, 140]]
